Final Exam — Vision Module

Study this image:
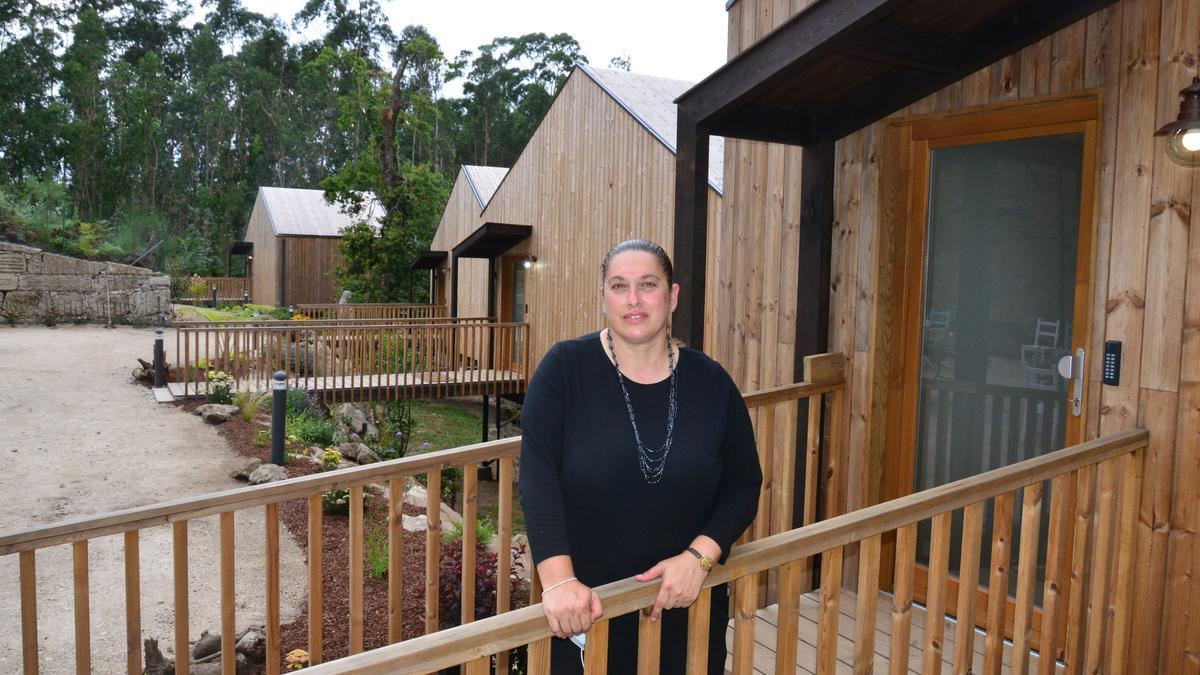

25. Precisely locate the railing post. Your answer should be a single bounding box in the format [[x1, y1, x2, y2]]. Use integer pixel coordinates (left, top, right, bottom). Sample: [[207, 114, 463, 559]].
[[271, 371, 287, 466], [153, 329, 166, 388]]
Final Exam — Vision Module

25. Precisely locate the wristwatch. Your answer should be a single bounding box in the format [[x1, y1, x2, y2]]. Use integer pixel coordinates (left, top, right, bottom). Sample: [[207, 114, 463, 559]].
[[686, 547, 714, 573]]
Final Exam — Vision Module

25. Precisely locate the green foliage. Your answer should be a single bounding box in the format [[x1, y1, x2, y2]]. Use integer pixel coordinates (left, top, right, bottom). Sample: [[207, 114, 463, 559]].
[[321, 488, 352, 515], [442, 515, 497, 547], [415, 466, 463, 507], [233, 390, 270, 422], [253, 428, 271, 447], [205, 370, 235, 404], [287, 412, 337, 447], [286, 389, 322, 417], [373, 399, 415, 460], [366, 524, 390, 580]]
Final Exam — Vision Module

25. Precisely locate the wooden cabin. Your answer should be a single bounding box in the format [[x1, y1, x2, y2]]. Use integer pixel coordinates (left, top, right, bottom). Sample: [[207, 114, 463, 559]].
[[427, 65, 725, 375], [423, 165, 509, 315], [668, 0, 1200, 669], [240, 186, 383, 306]]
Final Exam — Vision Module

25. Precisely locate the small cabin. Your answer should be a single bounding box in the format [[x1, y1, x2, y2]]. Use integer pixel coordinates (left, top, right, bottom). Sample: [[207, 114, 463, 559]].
[[240, 186, 383, 307]]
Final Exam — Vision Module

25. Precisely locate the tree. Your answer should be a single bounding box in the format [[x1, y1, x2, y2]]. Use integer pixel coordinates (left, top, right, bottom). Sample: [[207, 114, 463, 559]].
[[60, 8, 109, 219], [449, 33, 586, 166], [0, 0, 63, 180]]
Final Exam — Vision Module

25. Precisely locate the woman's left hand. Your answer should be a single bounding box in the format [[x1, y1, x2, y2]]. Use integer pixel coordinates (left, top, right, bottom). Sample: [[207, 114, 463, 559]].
[[635, 552, 709, 621]]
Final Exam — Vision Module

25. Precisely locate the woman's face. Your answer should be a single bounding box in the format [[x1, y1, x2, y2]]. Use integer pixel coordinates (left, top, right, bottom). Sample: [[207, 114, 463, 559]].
[[602, 250, 680, 346]]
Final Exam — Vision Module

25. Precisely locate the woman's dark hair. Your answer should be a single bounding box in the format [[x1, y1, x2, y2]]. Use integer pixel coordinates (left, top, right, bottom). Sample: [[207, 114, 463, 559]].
[[600, 239, 674, 286]]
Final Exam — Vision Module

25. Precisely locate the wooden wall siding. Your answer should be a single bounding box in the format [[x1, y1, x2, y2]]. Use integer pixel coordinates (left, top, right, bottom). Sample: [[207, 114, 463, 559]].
[[478, 70, 722, 375], [245, 192, 280, 307], [283, 236, 342, 305], [720, 0, 1198, 668], [432, 171, 490, 321]]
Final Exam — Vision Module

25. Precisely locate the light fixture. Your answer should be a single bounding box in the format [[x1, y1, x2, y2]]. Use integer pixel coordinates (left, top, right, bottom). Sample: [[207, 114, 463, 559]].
[[1155, 75, 1200, 167], [523, 253, 537, 269]]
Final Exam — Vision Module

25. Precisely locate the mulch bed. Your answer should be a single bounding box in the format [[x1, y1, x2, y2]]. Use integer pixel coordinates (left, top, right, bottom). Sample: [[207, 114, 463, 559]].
[[179, 399, 530, 671]]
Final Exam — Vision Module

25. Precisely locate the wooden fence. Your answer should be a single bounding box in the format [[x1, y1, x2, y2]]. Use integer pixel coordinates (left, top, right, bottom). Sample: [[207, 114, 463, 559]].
[[177, 277, 250, 304], [295, 304, 448, 321], [306, 426, 1149, 675], [171, 320, 528, 402], [0, 354, 849, 675]]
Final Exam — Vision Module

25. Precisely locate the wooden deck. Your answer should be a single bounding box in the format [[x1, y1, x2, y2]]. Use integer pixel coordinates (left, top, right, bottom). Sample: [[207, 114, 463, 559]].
[[166, 369, 525, 400], [724, 589, 1062, 674]]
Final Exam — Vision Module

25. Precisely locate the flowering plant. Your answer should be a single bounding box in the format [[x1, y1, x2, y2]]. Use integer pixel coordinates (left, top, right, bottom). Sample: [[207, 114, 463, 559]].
[[205, 370, 235, 404]]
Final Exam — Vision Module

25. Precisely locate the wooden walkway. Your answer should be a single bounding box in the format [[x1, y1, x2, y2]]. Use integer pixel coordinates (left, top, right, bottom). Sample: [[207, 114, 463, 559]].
[[166, 368, 525, 400], [724, 589, 1063, 674]]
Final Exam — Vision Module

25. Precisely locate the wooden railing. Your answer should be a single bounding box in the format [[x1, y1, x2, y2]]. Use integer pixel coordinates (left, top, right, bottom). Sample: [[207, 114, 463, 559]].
[[177, 277, 250, 304], [296, 304, 448, 321], [0, 355, 849, 675], [305, 427, 1149, 675], [171, 320, 529, 402]]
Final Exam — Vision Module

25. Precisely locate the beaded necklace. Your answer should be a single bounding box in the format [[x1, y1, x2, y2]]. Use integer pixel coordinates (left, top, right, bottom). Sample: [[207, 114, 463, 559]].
[[605, 329, 678, 484]]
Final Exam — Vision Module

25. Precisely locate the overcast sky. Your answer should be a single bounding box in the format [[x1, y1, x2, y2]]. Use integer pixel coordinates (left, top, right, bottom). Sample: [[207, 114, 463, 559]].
[[234, 0, 730, 95]]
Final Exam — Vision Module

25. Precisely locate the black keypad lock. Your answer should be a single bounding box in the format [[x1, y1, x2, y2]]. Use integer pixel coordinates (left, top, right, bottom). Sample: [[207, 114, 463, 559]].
[[1103, 340, 1121, 386]]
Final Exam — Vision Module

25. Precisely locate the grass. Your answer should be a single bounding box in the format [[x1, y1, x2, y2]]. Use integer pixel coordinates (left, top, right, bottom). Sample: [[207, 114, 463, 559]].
[[408, 401, 486, 451], [233, 390, 270, 422], [172, 303, 282, 322]]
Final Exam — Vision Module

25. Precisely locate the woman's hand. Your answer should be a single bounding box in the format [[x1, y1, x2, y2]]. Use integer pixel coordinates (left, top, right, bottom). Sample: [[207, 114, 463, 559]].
[[541, 579, 603, 639], [635, 551, 710, 621]]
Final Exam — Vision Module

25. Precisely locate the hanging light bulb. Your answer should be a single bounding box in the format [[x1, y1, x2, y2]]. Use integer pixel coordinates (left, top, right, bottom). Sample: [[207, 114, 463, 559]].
[[1155, 76, 1200, 167], [523, 253, 537, 269]]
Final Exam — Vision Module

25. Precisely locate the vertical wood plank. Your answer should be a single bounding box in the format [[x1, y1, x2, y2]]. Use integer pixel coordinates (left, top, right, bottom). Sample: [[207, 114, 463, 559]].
[[684, 587, 710, 674], [349, 485, 364, 654], [426, 469, 442, 635], [1038, 474, 1072, 675], [983, 493, 1015, 675], [72, 540, 90, 675], [173, 521, 189, 675], [854, 534, 881, 674], [774, 560, 802, 675], [220, 512, 235, 675], [817, 547, 843, 675], [638, 607, 663, 675], [732, 575, 758, 675], [464, 656, 490, 675], [953, 501, 985, 675], [1084, 459, 1119, 672], [496, 455, 514, 673], [308, 495, 323, 664], [1064, 464, 1096, 668], [265, 504, 280, 675], [1012, 483, 1045, 675], [803, 392, 822, 590], [924, 512, 952, 675], [890, 524, 917, 675], [582, 618, 609, 675], [388, 478, 403, 643], [124, 531, 141, 675], [20, 550, 38, 675], [1109, 448, 1146, 670]]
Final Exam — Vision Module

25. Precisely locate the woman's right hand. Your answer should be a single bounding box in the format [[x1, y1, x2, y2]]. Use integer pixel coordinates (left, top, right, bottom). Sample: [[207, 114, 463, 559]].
[[541, 579, 603, 639]]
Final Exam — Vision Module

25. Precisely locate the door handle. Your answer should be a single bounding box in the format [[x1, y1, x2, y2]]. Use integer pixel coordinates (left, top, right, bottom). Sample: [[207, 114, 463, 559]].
[[1057, 348, 1085, 417]]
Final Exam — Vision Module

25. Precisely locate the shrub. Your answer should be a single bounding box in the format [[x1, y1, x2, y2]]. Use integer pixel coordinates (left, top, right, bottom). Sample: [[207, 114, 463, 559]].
[[366, 524, 389, 580], [285, 388, 321, 417], [442, 516, 498, 547], [416, 466, 463, 507], [42, 311, 57, 327], [186, 277, 208, 298], [205, 370, 235, 404], [321, 488, 352, 515], [287, 412, 337, 447], [374, 400, 415, 460], [253, 428, 270, 447], [233, 390, 270, 422], [438, 539, 528, 623]]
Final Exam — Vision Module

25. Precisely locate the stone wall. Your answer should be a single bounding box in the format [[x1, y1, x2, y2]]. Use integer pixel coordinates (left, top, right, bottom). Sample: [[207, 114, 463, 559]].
[[0, 241, 173, 324]]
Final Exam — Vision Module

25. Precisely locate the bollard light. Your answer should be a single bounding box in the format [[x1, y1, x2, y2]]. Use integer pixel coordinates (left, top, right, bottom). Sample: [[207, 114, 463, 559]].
[[270, 371, 288, 466], [153, 328, 166, 387]]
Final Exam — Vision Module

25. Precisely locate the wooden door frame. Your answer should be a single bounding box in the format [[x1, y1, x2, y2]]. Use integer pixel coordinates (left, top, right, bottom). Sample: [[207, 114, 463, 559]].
[[877, 92, 1101, 647]]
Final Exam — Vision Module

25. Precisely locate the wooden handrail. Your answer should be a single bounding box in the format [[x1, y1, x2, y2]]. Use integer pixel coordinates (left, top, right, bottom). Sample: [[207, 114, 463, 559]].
[[171, 316, 492, 328], [0, 438, 521, 555], [304, 427, 1150, 674]]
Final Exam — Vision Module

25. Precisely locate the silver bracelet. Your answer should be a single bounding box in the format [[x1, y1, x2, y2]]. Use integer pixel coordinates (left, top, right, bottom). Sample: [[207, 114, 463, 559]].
[[542, 576, 578, 594]]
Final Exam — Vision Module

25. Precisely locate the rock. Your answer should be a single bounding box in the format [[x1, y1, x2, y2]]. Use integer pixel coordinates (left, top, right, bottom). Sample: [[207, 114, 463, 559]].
[[335, 403, 378, 440], [189, 662, 221, 675], [235, 628, 266, 660], [143, 638, 173, 675], [338, 442, 379, 464], [229, 458, 261, 481], [402, 514, 428, 532], [403, 483, 464, 532], [287, 342, 325, 377], [248, 463, 288, 484], [192, 630, 220, 660], [195, 404, 239, 424]]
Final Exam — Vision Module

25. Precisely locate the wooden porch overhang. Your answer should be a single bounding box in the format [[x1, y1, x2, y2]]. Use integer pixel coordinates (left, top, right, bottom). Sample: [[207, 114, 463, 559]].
[[670, 0, 1118, 350], [452, 222, 532, 260], [409, 249, 447, 270]]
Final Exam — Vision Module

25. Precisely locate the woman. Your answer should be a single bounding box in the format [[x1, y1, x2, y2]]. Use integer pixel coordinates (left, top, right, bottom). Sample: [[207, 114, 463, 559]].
[[518, 239, 762, 674]]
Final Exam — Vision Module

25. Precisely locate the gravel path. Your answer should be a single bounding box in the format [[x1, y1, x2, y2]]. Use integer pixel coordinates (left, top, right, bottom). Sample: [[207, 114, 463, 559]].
[[0, 325, 306, 673]]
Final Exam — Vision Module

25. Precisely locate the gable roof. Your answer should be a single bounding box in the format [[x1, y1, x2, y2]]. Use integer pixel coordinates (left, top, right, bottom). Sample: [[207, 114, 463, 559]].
[[462, 166, 509, 210], [257, 186, 384, 237], [579, 64, 725, 193]]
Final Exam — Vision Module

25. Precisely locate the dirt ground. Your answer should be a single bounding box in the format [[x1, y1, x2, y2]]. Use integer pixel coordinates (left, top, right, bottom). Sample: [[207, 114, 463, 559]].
[[0, 324, 306, 673]]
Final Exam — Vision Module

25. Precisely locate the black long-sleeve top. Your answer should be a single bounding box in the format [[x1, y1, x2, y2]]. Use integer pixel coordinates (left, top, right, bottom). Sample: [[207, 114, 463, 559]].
[[518, 332, 762, 674]]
